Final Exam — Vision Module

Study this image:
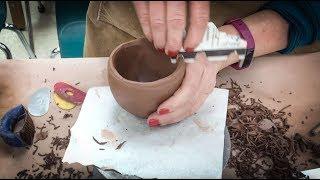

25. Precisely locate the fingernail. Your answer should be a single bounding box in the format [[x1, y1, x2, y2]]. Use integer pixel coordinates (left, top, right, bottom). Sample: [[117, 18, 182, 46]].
[[148, 118, 160, 127], [158, 108, 170, 115], [186, 48, 194, 53], [158, 48, 165, 53], [167, 50, 178, 58]]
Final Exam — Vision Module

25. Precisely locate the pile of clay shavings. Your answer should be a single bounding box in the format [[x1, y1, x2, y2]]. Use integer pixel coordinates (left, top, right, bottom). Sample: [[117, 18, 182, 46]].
[[220, 79, 315, 179], [16, 114, 93, 179]]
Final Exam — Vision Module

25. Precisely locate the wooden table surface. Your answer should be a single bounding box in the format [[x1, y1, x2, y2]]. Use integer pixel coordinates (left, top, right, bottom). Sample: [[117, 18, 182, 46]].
[[0, 53, 319, 178]]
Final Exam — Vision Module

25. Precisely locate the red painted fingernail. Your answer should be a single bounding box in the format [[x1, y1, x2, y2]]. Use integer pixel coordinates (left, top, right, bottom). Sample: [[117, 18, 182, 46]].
[[186, 48, 194, 53], [168, 50, 178, 58], [159, 108, 170, 115], [148, 119, 160, 127], [158, 48, 165, 53]]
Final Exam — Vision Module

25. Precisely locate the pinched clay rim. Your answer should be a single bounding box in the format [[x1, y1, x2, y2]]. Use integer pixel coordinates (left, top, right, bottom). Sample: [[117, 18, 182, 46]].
[[108, 38, 186, 88]]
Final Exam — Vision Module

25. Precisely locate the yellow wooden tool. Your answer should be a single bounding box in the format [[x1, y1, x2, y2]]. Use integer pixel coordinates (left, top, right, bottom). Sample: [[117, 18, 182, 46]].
[[53, 93, 76, 110]]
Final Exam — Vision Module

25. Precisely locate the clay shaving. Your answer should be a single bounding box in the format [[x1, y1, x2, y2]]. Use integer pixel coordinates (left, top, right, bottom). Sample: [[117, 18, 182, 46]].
[[116, 141, 127, 150], [86, 166, 93, 177], [92, 136, 108, 145], [32, 145, 39, 155], [16, 119, 87, 179], [34, 125, 48, 143], [16, 169, 29, 179], [15, 129, 88, 178], [47, 115, 60, 130], [223, 79, 308, 179], [51, 129, 71, 150], [38, 149, 62, 170], [293, 133, 320, 158]]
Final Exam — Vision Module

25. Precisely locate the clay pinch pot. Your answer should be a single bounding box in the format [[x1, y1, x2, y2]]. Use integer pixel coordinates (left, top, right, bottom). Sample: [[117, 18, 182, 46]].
[[108, 38, 186, 118]]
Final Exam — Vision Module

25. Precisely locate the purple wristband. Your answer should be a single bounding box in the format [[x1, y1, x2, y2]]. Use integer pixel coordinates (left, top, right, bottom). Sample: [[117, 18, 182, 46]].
[[224, 18, 255, 70]]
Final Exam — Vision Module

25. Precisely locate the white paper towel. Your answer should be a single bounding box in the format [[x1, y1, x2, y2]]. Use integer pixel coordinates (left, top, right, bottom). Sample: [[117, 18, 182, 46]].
[[63, 86, 229, 179], [302, 168, 320, 179]]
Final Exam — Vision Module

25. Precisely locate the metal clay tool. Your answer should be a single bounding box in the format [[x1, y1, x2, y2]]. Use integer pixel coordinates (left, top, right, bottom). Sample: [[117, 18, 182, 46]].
[[171, 22, 247, 64], [0, 105, 35, 147], [53, 93, 76, 110], [54, 82, 86, 105], [27, 87, 51, 117]]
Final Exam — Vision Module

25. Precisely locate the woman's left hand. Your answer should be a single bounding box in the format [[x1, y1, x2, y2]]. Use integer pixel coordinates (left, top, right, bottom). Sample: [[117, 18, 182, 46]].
[[147, 52, 238, 127]]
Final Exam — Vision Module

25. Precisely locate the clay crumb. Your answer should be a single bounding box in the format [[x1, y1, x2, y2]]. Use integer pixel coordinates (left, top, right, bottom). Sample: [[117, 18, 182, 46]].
[[52, 67, 56, 71], [63, 114, 73, 119], [32, 168, 39, 173], [44, 79, 47, 83], [218, 83, 226, 88]]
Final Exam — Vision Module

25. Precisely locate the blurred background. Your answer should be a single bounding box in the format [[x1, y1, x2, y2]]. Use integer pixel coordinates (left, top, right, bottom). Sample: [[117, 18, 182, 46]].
[[1, 1, 319, 61], [0, 1, 89, 60]]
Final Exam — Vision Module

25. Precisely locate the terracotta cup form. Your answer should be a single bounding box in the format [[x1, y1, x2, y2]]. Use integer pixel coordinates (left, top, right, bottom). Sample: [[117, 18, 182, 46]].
[[108, 38, 186, 118]]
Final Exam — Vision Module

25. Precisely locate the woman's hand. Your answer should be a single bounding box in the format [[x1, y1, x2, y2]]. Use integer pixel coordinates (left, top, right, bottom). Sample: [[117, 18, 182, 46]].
[[146, 52, 240, 127], [133, 1, 209, 57]]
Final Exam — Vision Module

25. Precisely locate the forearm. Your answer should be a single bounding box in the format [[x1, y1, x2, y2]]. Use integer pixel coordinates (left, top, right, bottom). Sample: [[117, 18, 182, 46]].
[[217, 10, 289, 70]]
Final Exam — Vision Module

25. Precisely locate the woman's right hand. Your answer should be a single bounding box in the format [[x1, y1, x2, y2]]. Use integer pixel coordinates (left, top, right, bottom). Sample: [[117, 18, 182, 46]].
[[133, 1, 210, 57]]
